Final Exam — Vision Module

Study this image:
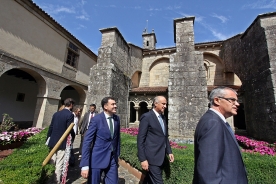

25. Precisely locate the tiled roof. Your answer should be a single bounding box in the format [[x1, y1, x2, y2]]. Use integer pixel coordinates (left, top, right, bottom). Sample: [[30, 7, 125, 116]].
[[130, 87, 168, 94], [207, 85, 241, 91], [130, 85, 241, 94]]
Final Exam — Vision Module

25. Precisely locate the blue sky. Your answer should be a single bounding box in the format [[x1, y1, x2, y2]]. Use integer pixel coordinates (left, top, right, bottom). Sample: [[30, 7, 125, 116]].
[[33, 0, 276, 54]]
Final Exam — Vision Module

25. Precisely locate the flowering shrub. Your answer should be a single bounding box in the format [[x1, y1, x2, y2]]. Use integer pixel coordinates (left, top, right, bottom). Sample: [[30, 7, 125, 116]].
[[120, 127, 139, 136], [235, 135, 276, 156], [120, 127, 187, 150], [0, 127, 43, 145], [169, 141, 187, 149]]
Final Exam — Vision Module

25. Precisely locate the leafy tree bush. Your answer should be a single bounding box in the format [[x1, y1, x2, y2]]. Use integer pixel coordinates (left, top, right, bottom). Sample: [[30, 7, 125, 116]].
[[0, 114, 15, 132]]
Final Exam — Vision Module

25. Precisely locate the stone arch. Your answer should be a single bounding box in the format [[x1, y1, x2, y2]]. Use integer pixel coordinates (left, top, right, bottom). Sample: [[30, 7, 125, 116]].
[[131, 71, 142, 88], [149, 57, 170, 86], [138, 101, 149, 120], [203, 52, 226, 86], [203, 60, 210, 79], [203, 52, 224, 65], [129, 101, 136, 123], [59, 85, 86, 107], [0, 67, 47, 128], [18, 68, 48, 96]]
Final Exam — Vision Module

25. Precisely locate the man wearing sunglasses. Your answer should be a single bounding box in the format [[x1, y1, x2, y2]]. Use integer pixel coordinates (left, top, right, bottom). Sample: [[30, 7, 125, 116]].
[[193, 86, 248, 184]]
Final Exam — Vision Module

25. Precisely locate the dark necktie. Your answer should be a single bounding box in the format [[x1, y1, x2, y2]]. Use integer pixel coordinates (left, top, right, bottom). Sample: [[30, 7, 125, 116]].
[[87, 113, 94, 129], [108, 117, 114, 138], [225, 122, 234, 135], [90, 113, 94, 120]]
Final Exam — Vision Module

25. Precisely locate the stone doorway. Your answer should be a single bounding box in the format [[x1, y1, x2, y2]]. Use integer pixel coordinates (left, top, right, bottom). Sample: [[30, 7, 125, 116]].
[[59, 86, 82, 108], [129, 102, 136, 123], [138, 101, 150, 119], [0, 68, 38, 129]]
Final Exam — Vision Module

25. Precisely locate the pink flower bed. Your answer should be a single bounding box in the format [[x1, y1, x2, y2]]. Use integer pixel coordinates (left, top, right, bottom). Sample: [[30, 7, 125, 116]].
[[121, 127, 139, 136], [0, 127, 43, 145], [235, 135, 276, 156], [121, 127, 187, 150]]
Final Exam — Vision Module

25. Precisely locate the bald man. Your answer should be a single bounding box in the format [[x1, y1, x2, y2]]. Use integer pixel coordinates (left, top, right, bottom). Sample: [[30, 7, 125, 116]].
[[137, 96, 174, 184]]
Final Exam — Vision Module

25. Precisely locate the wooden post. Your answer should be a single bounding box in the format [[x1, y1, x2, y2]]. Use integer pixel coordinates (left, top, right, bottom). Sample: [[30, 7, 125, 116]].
[[42, 123, 74, 166]]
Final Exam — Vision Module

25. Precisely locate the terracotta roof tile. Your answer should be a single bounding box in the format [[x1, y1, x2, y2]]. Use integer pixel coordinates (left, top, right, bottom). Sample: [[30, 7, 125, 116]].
[[207, 85, 241, 91], [130, 87, 168, 93]]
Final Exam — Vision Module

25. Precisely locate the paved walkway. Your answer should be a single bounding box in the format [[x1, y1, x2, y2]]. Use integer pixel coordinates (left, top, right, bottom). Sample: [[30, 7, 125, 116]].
[[48, 134, 141, 184]]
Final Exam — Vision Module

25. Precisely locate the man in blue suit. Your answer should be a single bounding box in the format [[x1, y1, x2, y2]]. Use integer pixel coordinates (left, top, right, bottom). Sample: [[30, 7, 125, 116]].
[[137, 96, 174, 184], [46, 98, 75, 184], [193, 86, 248, 184], [80, 96, 120, 184]]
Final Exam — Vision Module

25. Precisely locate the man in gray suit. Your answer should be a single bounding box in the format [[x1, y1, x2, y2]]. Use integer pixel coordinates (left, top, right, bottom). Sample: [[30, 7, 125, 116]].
[[137, 96, 174, 184], [193, 86, 248, 184], [79, 104, 98, 155]]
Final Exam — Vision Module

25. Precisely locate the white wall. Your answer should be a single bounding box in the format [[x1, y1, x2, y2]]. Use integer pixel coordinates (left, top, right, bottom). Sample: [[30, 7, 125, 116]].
[[0, 74, 38, 121]]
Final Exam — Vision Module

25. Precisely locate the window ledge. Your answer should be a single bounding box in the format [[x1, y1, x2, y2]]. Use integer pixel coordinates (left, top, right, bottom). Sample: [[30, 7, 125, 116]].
[[63, 63, 77, 72]]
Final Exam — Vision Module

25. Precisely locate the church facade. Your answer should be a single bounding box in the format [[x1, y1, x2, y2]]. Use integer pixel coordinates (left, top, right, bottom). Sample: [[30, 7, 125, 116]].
[[1, 0, 276, 142], [87, 15, 276, 142]]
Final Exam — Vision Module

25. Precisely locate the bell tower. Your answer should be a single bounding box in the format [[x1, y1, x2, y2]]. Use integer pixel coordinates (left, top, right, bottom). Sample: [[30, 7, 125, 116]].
[[142, 29, 157, 50]]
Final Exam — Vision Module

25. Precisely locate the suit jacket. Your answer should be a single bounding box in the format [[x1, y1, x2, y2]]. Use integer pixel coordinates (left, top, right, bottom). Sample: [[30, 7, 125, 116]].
[[137, 110, 172, 166], [47, 108, 75, 150], [79, 111, 98, 135], [79, 112, 120, 169], [193, 110, 248, 184]]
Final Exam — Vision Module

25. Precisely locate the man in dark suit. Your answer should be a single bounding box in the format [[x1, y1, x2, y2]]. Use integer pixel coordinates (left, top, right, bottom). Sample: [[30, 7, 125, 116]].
[[46, 98, 76, 184], [137, 96, 174, 184], [80, 97, 120, 184], [193, 86, 248, 184], [79, 103, 98, 155]]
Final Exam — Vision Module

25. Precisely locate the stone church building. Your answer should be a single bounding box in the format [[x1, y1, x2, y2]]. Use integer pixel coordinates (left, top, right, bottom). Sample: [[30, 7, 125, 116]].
[[1, 0, 276, 142]]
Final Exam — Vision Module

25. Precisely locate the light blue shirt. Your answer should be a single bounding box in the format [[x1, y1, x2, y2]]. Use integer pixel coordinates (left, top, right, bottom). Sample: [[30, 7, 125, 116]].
[[209, 108, 226, 123], [153, 109, 165, 134]]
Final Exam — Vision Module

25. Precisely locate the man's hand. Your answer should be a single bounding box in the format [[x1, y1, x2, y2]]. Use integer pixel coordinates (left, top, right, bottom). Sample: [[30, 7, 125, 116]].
[[81, 169, 89, 179], [169, 154, 174, 163], [141, 160, 149, 171]]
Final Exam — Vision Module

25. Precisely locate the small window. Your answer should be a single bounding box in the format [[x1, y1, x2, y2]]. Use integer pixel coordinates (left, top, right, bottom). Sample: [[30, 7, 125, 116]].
[[146, 41, 149, 46], [66, 42, 79, 68], [16, 93, 25, 102]]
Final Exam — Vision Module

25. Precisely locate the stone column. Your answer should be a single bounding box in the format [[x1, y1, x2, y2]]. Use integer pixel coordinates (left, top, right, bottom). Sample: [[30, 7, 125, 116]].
[[134, 105, 140, 124], [33, 96, 60, 128], [168, 17, 208, 139]]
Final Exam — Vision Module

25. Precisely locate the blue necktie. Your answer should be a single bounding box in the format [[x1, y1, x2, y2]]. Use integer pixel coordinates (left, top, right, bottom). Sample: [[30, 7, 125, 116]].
[[225, 122, 234, 135], [158, 115, 165, 134]]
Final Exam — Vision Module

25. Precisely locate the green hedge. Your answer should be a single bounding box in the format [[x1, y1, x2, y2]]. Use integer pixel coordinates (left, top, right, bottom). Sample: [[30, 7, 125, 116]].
[[120, 133, 276, 184], [1, 130, 275, 183], [0, 128, 54, 184]]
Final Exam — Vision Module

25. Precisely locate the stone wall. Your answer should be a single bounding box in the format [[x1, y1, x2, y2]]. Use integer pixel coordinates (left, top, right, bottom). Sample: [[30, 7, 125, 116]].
[[87, 28, 134, 127], [139, 54, 171, 87], [129, 44, 143, 77], [220, 14, 276, 142], [168, 17, 208, 139]]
